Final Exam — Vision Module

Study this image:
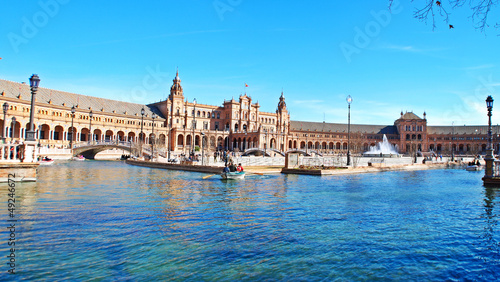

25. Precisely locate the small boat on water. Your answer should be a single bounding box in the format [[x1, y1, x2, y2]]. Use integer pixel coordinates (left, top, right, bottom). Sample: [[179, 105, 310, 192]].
[[38, 158, 55, 165], [466, 165, 482, 171], [73, 155, 85, 161], [221, 171, 245, 180]]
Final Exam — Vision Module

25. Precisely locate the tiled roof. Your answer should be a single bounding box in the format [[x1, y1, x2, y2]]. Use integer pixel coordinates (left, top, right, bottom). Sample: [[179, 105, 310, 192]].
[[290, 121, 398, 135], [399, 112, 422, 120], [0, 78, 163, 119]]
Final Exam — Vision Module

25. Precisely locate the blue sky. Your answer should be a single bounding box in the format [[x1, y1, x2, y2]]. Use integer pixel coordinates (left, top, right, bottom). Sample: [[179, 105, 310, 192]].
[[1, 0, 499, 126]]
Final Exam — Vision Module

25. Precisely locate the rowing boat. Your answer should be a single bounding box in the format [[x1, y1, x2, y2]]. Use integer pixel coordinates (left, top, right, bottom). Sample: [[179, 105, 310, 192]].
[[221, 171, 245, 180]]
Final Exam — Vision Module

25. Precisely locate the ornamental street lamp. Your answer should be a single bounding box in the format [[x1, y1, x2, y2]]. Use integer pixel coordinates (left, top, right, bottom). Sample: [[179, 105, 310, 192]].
[[151, 113, 156, 161], [264, 129, 268, 156], [26, 74, 40, 141], [192, 98, 197, 156], [70, 106, 76, 150], [346, 95, 353, 166], [451, 121, 455, 161], [485, 95, 494, 178], [201, 132, 205, 166], [167, 115, 171, 161], [2, 102, 8, 142], [11, 117, 16, 140], [89, 110, 93, 144], [305, 133, 308, 155], [140, 107, 145, 157]]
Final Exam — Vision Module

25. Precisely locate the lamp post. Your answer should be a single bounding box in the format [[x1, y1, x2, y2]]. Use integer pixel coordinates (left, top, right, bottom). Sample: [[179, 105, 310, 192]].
[[26, 74, 40, 141], [346, 95, 352, 166], [151, 113, 156, 161], [140, 107, 145, 157], [2, 102, 8, 142], [167, 115, 171, 161], [192, 98, 197, 156], [451, 121, 455, 161], [201, 132, 205, 166], [89, 110, 93, 144], [414, 143, 418, 164], [11, 117, 16, 140], [264, 129, 268, 156], [485, 95, 494, 179], [70, 106, 75, 150], [305, 133, 308, 155]]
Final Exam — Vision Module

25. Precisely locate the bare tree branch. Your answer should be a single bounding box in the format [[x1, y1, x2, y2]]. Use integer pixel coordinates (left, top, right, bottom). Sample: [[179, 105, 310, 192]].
[[389, 0, 499, 33]]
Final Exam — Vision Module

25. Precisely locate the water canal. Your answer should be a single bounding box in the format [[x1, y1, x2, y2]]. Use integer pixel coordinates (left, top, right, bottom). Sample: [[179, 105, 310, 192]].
[[1, 160, 499, 280]]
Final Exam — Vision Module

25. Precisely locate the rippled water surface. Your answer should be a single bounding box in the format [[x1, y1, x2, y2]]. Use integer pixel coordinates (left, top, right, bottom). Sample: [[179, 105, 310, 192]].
[[1, 161, 500, 280]]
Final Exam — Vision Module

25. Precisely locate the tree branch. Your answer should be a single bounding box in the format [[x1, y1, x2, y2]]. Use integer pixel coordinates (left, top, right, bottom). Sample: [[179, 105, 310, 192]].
[[388, 0, 499, 33]]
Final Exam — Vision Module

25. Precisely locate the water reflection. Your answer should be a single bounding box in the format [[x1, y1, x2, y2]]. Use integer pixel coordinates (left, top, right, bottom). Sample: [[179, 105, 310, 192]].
[[0, 161, 498, 280], [481, 187, 500, 258]]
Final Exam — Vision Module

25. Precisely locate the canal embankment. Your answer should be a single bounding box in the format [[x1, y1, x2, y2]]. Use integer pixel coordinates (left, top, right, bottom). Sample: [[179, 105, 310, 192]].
[[125, 158, 466, 176]]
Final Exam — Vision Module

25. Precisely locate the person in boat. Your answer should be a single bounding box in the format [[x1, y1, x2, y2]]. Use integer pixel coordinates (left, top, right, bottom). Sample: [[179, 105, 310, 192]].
[[236, 163, 244, 172], [223, 165, 230, 174], [229, 162, 237, 172], [476, 160, 481, 166]]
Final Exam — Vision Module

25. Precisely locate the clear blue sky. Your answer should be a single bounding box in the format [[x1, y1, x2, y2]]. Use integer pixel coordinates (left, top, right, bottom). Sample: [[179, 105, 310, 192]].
[[1, 0, 499, 126]]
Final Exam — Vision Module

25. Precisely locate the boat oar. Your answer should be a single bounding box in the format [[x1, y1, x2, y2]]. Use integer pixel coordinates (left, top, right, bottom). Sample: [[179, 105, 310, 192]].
[[247, 172, 264, 175], [202, 174, 217, 179]]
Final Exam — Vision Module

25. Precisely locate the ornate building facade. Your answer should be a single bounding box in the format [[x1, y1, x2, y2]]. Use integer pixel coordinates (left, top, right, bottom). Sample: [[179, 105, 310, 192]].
[[0, 73, 496, 157]]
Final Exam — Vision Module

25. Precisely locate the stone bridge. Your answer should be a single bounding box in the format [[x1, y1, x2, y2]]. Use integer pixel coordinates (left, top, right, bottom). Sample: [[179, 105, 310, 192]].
[[73, 141, 135, 159], [241, 148, 321, 157]]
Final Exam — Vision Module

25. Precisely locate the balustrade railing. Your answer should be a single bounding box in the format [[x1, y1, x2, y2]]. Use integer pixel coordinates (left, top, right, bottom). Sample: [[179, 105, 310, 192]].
[[0, 144, 22, 162], [73, 140, 131, 148]]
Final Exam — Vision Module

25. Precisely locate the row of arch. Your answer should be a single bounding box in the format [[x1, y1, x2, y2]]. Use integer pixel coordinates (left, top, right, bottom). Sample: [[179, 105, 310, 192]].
[[0, 119, 167, 146], [428, 143, 488, 152]]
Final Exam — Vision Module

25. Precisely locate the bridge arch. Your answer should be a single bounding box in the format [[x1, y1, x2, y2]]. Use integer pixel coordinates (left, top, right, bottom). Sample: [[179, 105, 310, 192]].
[[242, 148, 269, 156], [285, 149, 311, 156], [73, 142, 134, 159]]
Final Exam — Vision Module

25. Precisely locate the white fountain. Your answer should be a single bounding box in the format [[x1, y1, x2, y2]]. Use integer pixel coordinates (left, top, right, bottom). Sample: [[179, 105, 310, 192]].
[[363, 134, 400, 158]]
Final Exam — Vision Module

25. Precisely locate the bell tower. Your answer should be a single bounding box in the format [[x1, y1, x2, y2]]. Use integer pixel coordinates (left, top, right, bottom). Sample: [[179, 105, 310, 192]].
[[169, 69, 184, 100], [276, 91, 290, 133], [167, 69, 185, 130]]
